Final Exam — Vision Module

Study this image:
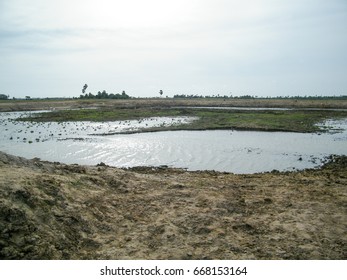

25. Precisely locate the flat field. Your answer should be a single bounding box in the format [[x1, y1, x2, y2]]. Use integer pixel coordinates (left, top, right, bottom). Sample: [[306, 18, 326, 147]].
[[1, 97, 347, 112], [5, 98, 347, 133]]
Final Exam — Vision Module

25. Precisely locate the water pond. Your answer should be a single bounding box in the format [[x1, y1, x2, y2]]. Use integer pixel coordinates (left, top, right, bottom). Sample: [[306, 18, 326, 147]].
[[0, 111, 346, 173]]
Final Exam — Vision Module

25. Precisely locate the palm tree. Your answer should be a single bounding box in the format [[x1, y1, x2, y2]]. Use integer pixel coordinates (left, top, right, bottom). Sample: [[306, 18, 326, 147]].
[[82, 84, 88, 94]]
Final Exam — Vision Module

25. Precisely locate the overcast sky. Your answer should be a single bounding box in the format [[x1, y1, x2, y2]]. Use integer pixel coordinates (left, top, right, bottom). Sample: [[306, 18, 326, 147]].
[[1, 0, 346, 98]]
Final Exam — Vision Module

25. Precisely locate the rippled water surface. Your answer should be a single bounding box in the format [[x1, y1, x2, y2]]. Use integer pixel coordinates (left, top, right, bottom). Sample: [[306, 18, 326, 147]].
[[1, 111, 346, 173]]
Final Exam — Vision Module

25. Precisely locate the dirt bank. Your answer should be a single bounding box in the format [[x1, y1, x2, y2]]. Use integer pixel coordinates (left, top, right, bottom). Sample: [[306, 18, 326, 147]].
[[0, 151, 346, 260]]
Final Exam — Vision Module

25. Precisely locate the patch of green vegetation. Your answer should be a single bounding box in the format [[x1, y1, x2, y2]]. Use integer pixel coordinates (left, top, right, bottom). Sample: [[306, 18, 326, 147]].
[[17, 107, 347, 133], [182, 109, 347, 133], [138, 109, 347, 133]]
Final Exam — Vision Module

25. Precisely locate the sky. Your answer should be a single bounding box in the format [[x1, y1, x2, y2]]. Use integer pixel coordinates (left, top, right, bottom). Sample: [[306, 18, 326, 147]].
[[0, 0, 346, 98]]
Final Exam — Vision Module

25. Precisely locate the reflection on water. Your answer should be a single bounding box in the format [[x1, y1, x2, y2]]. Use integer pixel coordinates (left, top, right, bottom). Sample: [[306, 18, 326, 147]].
[[0, 111, 346, 173]]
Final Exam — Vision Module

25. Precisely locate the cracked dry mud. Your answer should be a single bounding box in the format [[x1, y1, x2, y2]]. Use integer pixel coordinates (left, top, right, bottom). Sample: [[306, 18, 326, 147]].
[[0, 151, 346, 259]]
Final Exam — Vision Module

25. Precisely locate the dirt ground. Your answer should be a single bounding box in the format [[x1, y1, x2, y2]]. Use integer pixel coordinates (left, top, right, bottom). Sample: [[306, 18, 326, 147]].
[[0, 151, 346, 260], [1, 97, 347, 112]]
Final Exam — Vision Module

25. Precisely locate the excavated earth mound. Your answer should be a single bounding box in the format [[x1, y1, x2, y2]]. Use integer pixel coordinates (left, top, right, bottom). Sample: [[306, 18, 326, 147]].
[[0, 151, 346, 259]]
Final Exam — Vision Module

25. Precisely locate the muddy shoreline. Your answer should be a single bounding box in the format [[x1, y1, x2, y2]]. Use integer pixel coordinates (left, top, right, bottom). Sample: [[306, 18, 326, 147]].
[[0, 151, 346, 259]]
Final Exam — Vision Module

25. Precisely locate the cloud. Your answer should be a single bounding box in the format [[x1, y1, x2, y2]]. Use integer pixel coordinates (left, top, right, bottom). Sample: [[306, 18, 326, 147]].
[[1, 0, 347, 97]]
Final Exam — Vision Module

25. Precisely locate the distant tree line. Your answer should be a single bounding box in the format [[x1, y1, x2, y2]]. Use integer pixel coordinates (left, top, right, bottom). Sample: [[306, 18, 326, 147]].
[[0, 94, 9, 100], [79, 84, 129, 99], [271, 95, 347, 100], [79, 84, 131, 99], [173, 94, 347, 100], [173, 94, 232, 99], [80, 90, 130, 99], [173, 94, 258, 99]]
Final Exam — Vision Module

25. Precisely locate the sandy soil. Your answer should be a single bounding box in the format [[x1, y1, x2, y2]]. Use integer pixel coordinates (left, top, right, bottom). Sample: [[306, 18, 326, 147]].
[[0, 151, 346, 260]]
